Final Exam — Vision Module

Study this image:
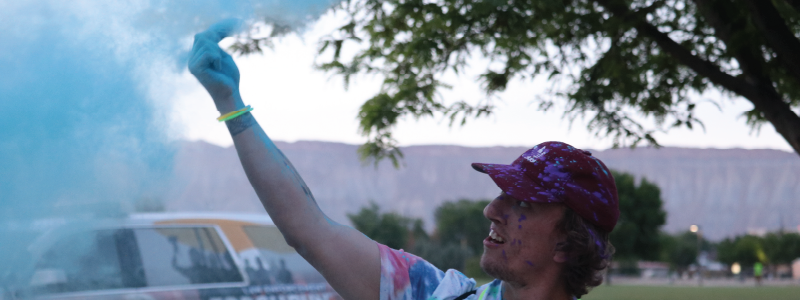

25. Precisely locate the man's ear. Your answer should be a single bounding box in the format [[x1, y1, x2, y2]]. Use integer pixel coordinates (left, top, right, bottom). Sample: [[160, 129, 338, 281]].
[[553, 248, 568, 263], [553, 234, 569, 263]]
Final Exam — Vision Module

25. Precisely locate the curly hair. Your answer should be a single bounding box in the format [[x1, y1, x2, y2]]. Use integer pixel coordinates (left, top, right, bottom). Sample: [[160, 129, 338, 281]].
[[555, 207, 615, 297]]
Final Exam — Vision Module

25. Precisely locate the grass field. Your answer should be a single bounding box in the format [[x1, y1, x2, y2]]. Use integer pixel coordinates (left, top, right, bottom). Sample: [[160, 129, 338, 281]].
[[474, 278, 800, 299], [581, 285, 800, 300]]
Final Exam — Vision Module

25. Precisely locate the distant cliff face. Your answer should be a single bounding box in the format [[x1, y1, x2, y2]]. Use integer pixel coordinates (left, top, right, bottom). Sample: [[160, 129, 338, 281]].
[[594, 148, 800, 240], [164, 141, 800, 240]]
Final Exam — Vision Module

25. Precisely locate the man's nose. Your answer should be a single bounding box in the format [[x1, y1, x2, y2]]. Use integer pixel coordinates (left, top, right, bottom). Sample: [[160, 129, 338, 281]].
[[483, 196, 506, 224]]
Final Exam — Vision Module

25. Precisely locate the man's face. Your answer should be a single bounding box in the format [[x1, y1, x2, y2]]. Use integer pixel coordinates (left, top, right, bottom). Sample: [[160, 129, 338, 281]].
[[480, 192, 566, 284]]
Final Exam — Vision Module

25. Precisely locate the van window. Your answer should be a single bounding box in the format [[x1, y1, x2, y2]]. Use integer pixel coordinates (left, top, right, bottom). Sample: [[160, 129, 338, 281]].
[[30, 225, 244, 296], [134, 226, 244, 287], [29, 229, 142, 294], [241, 226, 326, 285]]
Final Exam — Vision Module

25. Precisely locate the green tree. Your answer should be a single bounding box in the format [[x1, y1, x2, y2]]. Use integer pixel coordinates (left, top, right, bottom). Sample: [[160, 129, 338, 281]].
[[762, 232, 800, 265], [235, 0, 800, 163], [346, 201, 476, 271], [434, 199, 492, 255], [348, 202, 425, 249], [609, 171, 666, 261], [778, 233, 800, 264], [717, 235, 767, 266], [408, 218, 430, 248], [660, 231, 699, 274], [410, 199, 489, 272]]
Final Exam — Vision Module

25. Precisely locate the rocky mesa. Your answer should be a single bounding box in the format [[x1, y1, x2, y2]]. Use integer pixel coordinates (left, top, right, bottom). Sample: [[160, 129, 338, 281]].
[[163, 140, 800, 240]]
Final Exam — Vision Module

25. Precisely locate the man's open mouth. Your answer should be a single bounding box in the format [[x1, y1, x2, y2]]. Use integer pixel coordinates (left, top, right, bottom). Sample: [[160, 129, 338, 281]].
[[487, 229, 505, 244]]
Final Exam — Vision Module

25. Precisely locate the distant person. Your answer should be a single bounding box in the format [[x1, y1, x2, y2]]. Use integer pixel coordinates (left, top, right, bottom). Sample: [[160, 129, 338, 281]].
[[169, 237, 214, 284], [244, 259, 257, 282], [253, 257, 272, 285], [274, 259, 294, 284], [188, 20, 618, 300], [169, 236, 242, 286], [754, 262, 763, 286]]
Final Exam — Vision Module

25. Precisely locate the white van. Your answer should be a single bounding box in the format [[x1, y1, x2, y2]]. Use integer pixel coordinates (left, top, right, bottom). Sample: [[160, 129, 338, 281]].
[[8, 213, 341, 300]]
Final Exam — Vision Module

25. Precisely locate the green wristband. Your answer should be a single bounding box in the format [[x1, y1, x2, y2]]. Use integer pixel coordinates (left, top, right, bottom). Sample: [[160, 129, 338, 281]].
[[218, 106, 254, 122]]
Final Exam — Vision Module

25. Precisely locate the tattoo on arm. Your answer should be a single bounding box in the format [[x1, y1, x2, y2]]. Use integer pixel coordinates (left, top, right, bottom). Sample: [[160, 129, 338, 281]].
[[276, 149, 318, 205], [238, 116, 321, 209], [226, 112, 256, 136]]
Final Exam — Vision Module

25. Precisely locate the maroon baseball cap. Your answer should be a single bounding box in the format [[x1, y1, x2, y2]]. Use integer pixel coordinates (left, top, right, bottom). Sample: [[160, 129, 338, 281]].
[[472, 141, 619, 232]]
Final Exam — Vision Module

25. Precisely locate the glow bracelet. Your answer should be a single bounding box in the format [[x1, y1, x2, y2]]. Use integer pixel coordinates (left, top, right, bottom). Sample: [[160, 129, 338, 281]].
[[217, 106, 253, 122]]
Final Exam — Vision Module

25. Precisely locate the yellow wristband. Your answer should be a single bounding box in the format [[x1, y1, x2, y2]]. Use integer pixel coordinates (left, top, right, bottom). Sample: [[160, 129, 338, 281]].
[[217, 106, 253, 122]]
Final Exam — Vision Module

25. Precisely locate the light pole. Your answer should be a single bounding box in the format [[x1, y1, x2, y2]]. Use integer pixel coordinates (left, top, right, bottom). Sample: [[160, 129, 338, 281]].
[[690, 225, 703, 286]]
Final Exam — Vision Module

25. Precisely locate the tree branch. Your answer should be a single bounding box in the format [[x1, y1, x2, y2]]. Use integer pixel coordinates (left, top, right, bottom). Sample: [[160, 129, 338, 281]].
[[691, 0, 800, 157], [786, 0, 800, 11], [689, 0, 794, 114], [593, 0, 760, 100], [596, 0, 800, 156], [690, 0, 773, 86], [745, 0, 800, 81]]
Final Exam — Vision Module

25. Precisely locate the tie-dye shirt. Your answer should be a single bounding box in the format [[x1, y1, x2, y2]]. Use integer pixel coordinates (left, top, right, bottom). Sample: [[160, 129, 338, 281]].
[[378, 243, 504, 300]]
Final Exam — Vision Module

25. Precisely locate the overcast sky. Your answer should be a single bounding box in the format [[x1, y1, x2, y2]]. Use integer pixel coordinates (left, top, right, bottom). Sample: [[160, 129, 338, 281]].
[[167, 12, 793, 152]]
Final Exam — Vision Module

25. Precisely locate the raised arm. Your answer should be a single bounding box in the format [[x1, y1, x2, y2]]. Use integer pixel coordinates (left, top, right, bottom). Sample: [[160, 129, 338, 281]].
[[188, 20, 379, 299]]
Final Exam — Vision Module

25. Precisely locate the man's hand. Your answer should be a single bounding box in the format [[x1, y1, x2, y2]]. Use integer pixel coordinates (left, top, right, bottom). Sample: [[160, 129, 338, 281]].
[[188, 19, 245, 113]]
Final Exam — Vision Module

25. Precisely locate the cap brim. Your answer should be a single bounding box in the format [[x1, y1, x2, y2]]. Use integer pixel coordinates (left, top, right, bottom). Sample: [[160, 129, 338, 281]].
[[471, 163, 561, 204]]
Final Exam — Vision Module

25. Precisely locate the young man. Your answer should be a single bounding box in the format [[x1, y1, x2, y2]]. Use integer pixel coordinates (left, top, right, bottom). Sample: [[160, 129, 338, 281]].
[[188, 20, 618, 300]]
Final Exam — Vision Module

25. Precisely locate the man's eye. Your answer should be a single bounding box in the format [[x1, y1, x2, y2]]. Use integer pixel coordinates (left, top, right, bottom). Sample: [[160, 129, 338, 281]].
[[519, 201, 531, 208]]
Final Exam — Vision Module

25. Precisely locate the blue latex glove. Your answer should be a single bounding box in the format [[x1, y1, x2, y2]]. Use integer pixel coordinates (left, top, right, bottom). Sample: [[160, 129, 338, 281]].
[[189, 19, 245, 113]]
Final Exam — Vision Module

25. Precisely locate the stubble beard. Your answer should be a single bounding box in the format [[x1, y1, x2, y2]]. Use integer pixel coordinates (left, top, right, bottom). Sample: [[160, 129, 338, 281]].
[[480, 251, 522, 284]]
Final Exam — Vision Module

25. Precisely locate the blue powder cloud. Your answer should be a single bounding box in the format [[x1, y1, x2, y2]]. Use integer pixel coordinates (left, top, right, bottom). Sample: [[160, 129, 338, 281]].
[[0, 0, 338, 287]]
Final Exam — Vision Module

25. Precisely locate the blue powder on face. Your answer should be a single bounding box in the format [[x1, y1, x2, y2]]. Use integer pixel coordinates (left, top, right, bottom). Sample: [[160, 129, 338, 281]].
[[0, 0, 338, 286]]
